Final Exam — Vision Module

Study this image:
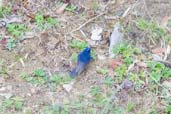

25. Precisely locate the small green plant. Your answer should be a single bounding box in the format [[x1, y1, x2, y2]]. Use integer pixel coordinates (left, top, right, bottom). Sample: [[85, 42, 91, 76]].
[[42, 105, 61, 114], [129, 72, 145, 91], [113, 42, 140, 65], [50, 73, 72, 85], [114, 64, 127, 82], [103, 76, 114, 87], [35, 14, 58, 30], [12, 97, 24, 110], [0, 97, 24, 111], [167, 19, 171, 28], [91, 49, 97, 60], [35, 14, 44, 26], [21, 73, 45, 85], [6, 38, 17, 50], [136, 19, 166, 41], [6, 23, 27, 37], [165, 104, 171, 113], [113, 43, 140, 58], [90, 86, 101, 97], [65, 4, 77, 12], [46, 17, 58, 26], [111, 106, 123, 114], [49, 74, 68, 91], [0, 60, 8, 75], [70, 39, 88, 50], [92, 0, 99, 10], [21, 71, 72, 87], [96, 68, 108, 75], [32, 69, 47, 85], [0, 98, 13, 110], [0, 6, 11, 18], [20, 69, 48, 86], [34, 69, 45, 77], [5, 24, 27, 50], [150, 109, 158, 114], [147, 61, 171, 83], [126, 102, 135, 112], [20, 73, 33, 82], [50, 74, 62, 84]]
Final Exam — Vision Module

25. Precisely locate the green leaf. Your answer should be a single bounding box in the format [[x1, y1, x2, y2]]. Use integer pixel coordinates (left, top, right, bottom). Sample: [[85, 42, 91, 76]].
[[103, 76, 114, 87], [0, 6, 11, 18], [34, 69, 45, 77], [70, 39, 88, 50], [2, 99, 13, 109], [6, 38, 16, 51], [91, 86, 100, 96], [50, 74, 62, 84], [96, 68, 108, 75], [14, 101, 23, 110]]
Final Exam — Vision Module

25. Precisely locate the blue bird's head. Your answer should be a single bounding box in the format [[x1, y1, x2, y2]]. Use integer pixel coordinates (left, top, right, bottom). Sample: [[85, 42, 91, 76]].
[[83, 47, 91, 54]]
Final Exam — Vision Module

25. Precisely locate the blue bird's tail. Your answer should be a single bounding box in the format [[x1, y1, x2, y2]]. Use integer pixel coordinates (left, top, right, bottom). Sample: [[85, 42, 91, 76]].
[[70, 68, 78, 78], [70, 61, 87, 78]]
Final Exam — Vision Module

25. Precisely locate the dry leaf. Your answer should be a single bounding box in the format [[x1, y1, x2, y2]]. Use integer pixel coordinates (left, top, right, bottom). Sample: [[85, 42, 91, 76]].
[[161, 16, 169, 28], [161, 16, 171, 28], [56, 3, 69, 14], [91, 25, 103, 41], [110, 56, 122, 69], [152, 54, 162, 61], [30, 87, 39, 94], [151, 47, 165, 54], [97, 54, 107, 60], [136, 62, 147, 68], [26, 13, 35, 19], [62, 81, 75, 92]]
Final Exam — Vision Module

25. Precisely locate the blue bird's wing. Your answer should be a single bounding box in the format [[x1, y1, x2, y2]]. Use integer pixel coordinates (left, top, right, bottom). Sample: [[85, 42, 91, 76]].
[[70, 61, 87, 78]]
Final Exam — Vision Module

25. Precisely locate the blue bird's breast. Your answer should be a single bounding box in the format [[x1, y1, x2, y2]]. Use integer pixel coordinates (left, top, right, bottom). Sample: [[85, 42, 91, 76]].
[[78, 52, 91, 63]]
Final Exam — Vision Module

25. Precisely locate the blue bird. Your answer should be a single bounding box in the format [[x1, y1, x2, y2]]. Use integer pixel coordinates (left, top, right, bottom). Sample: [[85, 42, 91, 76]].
[[70, 47, 91, 78]]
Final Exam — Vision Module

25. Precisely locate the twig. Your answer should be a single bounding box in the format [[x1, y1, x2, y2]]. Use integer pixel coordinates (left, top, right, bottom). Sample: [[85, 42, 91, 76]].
[[68, 12, 106, 34], [143, 0, 152, 19]]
